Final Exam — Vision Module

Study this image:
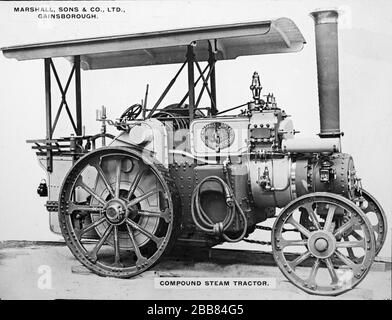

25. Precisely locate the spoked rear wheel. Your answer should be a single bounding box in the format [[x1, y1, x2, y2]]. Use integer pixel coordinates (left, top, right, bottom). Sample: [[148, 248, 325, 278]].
[[272, 192, 375, 296], [59, 147, 180, 277]]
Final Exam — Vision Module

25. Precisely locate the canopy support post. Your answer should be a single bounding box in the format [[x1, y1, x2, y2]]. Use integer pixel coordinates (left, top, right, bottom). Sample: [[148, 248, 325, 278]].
[[44, 58, 53, 172], [50, 60, 77, 134], [42, 57, 84, 172], [74, 55, 82, 136], [208, 42, 217, 115], [187, 45, 195, 122]]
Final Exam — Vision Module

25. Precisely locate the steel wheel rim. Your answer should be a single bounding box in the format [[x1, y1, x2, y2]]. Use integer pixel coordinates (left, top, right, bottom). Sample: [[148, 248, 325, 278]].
[[59, 148, 176, 277], [272, 192, 375, 296]]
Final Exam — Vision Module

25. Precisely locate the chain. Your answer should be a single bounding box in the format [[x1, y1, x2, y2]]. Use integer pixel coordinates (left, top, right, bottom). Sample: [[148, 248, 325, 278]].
[[243, 224, 299, 246], [243, 238, 271, 246], [254, 225, 299, 233], [255, 225, 272, 231]]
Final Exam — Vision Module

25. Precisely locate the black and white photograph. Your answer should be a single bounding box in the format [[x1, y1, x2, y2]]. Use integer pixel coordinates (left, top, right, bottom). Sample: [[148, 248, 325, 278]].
[[0, 0, 391, 306]]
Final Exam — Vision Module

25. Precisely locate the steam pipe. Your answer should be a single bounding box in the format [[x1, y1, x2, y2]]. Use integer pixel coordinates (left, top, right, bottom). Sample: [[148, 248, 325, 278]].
[[310, 9, 341, 138]]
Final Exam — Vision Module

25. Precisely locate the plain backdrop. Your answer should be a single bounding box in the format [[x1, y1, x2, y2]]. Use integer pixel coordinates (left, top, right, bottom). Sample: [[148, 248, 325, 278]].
[[0, 0, 391, 258]]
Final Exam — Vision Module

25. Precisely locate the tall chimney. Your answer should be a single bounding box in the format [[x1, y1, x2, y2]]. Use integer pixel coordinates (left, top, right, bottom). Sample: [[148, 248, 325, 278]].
[[310, 9, 341, 138]]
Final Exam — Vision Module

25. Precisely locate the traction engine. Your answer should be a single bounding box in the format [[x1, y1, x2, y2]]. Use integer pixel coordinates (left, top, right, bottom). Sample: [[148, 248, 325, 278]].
[[5, 9, 387, 296]]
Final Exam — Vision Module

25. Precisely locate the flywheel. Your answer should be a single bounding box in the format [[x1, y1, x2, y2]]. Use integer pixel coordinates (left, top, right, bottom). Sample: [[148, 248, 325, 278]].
[[58, 147, 181, 278], [272, 192, 376, 296]]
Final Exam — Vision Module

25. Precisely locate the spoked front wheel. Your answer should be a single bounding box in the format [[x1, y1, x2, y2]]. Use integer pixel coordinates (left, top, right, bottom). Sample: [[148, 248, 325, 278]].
[[59, 147, 180, 278], [354, 189, 387, 255], [272, 192, 375, 296]]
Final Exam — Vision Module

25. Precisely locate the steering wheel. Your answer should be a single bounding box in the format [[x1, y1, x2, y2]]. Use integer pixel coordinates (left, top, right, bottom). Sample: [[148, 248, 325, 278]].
[[119, 103, 142, 121]]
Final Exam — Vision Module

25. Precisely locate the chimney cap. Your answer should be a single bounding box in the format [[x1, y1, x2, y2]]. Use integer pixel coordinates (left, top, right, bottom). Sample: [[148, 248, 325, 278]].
[[310, 9, 339, 25]]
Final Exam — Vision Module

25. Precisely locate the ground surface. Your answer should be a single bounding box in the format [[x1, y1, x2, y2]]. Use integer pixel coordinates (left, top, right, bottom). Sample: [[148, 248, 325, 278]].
[[0, 241, 390, 300]]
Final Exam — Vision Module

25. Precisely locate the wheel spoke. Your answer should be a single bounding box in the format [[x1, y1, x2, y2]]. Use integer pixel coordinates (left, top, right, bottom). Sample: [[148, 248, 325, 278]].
[[351, 230, 363, 241], [138, 209, 170, 223], [95, 163, 115, 198], [126, 218, 163, 247], [127, 169, 147, 201], [88, 225, 114, 262], [323, 204, 337, 232], [115, 159, 122, 198], [128, 190, 159, 207], [334, 250, 358, 271], [336, 239, 365, 248], [288, 251, 311, 269], [280, 239, 308, 248], [343, 236, 357, 261], [112, 226, 123, 267], [308, 258, 320, 285], [75, 216, 106, 240], [67, 202, 103, 214], [302, 203, 321, 230], [334, 218, 355, 238], [125, 223, 148, 266], [325, 258, 339, 285], [287, 217, 311, 238], [76, 177, 106, 205]]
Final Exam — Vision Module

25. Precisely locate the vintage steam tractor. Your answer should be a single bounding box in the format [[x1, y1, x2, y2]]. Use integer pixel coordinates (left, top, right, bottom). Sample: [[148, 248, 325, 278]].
[[2, 9, 387, 296]]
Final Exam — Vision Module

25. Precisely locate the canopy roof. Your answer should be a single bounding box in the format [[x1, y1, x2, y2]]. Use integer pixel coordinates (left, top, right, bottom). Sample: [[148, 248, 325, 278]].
[[2, 18, 305, 70]]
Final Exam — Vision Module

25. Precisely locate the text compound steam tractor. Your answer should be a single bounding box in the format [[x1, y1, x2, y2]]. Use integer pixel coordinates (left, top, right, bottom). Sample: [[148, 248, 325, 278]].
[[2, 9, 388, 295]]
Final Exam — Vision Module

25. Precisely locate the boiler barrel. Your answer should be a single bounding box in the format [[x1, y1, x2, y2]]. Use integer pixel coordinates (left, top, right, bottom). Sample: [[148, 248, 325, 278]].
[[282, 137, 341, 153]]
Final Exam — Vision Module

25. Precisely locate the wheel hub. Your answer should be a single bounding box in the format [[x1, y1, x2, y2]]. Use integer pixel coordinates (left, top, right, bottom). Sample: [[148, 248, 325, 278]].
[[308, 231, 336, 258], [314, 238, 328, 252], [104, 199, 128, 225]]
